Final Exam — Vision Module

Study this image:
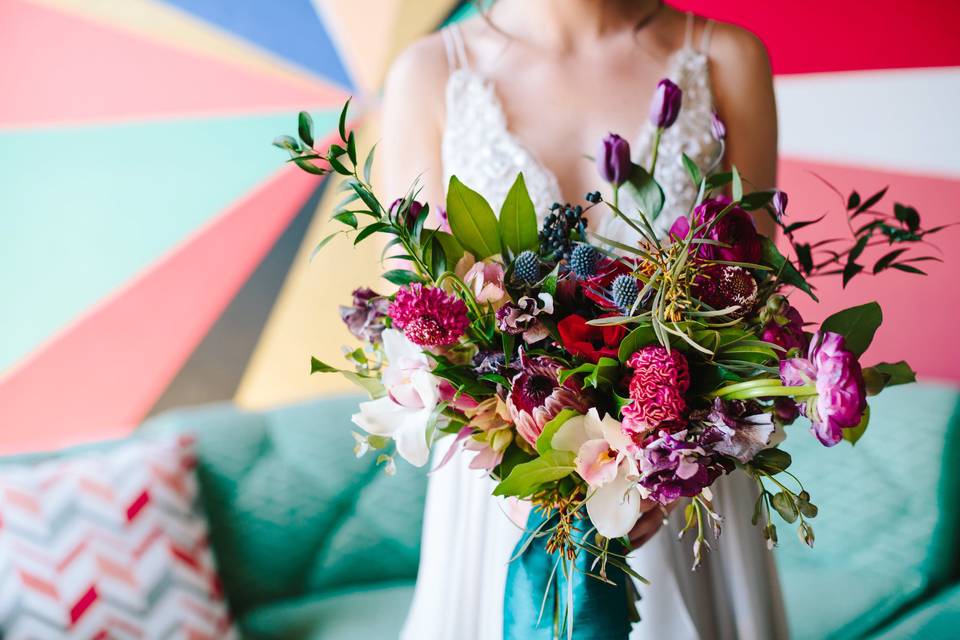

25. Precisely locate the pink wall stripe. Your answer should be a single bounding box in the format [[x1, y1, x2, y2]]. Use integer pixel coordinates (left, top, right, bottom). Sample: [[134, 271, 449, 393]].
[[673, 0, 960, 75], [0, 166, 321, 454], [0, 1, 346, 128]]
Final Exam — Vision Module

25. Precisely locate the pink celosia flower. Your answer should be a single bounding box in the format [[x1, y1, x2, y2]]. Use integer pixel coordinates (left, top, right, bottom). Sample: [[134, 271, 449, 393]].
[[507, 355, 590, 446], [388, 284, 470, 347], [622, 346, 691, 443]]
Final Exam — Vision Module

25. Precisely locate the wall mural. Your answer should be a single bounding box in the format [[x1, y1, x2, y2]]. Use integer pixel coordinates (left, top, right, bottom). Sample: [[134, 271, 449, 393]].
[[1, 0, 957, 453]]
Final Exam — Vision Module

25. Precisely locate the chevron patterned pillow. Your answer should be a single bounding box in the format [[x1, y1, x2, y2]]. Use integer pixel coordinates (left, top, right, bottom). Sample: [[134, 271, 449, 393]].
[[0, 435, 236, 639]]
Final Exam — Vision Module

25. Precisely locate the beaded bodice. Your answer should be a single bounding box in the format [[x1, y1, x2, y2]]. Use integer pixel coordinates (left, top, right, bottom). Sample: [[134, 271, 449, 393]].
[[440, 15, 722, 246]]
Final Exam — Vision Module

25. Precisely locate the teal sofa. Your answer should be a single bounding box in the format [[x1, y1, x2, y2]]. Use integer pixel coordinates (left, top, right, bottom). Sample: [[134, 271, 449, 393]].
[[7, 383, 960, 638]]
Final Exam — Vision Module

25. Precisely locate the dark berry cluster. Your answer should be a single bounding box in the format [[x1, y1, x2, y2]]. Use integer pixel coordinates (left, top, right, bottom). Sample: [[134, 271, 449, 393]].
[[539, 203, 588, 261]]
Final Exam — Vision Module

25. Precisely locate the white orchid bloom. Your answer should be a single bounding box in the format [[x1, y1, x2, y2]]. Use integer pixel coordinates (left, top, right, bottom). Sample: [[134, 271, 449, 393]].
[[351, 329, 439, 467], [552, 408, 643, 538]]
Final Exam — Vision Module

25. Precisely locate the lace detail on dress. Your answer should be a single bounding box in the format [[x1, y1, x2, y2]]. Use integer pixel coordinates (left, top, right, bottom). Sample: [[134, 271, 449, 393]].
[[440, 15, 722, 245], [442, 69, 563, 219]]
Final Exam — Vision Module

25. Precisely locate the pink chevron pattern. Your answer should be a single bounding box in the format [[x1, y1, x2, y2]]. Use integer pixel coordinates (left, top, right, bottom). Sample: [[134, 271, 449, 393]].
[[0, 437, 235, 639]]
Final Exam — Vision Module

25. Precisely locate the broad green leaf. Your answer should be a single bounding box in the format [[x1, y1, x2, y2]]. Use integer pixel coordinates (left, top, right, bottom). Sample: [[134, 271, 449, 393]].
[[843, 405, 870, 445], [618, 324, 657, 361], [862, 361, 916, 395], [584, 357, 621, 388], [492, 450, 576, 497], [820, 301, 882, 356], [623, 164, 665, 221], [499, 173, 538, 256], [536, 409, 579, 455], [425, 230, 465, 269], [760, 238, 818, 301], [446, 176, 502, 258]]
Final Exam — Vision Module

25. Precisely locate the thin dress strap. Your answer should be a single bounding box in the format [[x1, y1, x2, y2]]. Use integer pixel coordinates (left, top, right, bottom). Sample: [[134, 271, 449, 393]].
[[682, 12, 695, 51], [442, 23, 470, 72], [699, 19, 716, 55]]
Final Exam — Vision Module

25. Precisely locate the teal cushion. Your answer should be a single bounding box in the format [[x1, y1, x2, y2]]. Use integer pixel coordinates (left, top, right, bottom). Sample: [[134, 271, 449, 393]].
[[776, 383, 960, 639], [869, 583, 960, 640], [239, 581, 415, 640], [140, 395, 428, 617]]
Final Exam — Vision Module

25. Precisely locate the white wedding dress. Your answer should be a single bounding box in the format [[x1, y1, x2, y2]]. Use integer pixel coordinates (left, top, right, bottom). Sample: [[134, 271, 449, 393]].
[[400, 15, 789, 640]]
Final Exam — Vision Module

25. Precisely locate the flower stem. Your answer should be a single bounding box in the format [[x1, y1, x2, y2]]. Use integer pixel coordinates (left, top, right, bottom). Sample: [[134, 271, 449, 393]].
[[711, 378, 784, 397], [649, 128, 663, 174], [716, 383, 817, 400]]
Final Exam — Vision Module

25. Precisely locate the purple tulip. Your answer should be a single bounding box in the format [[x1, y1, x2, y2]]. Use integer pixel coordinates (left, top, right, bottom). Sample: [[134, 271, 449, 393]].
[[649, 79, 682, 130], [339, 288, 390, 344], [710, 109, 726, 141], [772, 191, 788, 219], [388, 198, 424, 231], [780, 331, 867, 446], [596, 133, 632, 186]]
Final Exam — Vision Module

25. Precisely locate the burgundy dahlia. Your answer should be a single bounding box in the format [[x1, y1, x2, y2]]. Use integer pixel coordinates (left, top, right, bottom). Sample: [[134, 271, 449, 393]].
[[692, 264, 759, 318], [507, 355, 590, 446], [388, 284, 469, 347]]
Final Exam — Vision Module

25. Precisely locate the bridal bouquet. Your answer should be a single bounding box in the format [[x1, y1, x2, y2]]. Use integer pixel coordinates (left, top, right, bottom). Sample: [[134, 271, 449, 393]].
[[276, 83, 940, 637]]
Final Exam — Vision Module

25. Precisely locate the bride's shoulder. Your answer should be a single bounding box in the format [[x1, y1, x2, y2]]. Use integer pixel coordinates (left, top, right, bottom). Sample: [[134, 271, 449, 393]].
[[701, 18, 772, 77], [385, 32, 450, 96]]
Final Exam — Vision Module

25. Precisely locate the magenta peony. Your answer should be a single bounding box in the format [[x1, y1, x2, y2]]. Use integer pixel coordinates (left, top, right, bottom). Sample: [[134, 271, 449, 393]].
[[780, 331, 867, 446], [388, 284, 470, 347], [507, 355, 590, 446], [669, 196, 762, 265]]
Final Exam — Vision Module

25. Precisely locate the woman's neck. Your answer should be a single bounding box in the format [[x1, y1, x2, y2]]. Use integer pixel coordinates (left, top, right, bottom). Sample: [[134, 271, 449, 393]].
[[494, 0, 661, 48]]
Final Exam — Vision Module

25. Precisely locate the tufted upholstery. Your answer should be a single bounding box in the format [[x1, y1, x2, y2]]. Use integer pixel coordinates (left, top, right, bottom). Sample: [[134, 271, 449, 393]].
[[139, 395, 428, 620], [776, 382, 960, 639]]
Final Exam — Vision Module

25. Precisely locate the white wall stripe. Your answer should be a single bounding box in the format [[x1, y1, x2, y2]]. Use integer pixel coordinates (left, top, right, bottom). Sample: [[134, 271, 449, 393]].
[[775, 66, 960, 178]]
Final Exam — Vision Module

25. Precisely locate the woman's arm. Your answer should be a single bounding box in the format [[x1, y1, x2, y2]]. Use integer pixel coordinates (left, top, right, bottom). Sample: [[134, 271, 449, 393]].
[[379, 35, 449, 211], [708, 23, 779, 237]]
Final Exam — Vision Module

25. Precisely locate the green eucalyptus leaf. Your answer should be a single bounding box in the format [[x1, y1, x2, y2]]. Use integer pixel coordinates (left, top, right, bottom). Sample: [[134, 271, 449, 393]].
[[446, 176, 502, 258], [752, 448, 792, 475], [273, 135, 300, 153], [354, 222, 389, 244], [383, 269, 426, 286], [820, 301, 882, 356], [760, 238, 818, 301], [681, 153, 702, 187], [363, 142, 377, 185], [731, 166, 743, 202], [293, 157, 327, 175], [338, 97, 351, 142], [332, 211, 358, 228], [298, 111, 314, 148], [499, 173, 538, 256]]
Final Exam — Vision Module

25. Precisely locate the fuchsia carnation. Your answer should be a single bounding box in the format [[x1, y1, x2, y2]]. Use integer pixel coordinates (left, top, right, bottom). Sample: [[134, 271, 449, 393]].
[[780, 331, 867, 446], [507, 355, 590, 446], [622, 346, 691, 442], [388, 284, 469, 347]]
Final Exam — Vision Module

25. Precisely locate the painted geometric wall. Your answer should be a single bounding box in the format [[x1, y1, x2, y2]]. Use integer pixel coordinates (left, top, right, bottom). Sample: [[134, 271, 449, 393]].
[[1, 0, 958, 454]]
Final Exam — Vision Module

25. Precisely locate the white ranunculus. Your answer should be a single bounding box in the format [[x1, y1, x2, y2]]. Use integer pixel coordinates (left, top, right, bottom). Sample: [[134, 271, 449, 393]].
[[351, 329, 439, 467]]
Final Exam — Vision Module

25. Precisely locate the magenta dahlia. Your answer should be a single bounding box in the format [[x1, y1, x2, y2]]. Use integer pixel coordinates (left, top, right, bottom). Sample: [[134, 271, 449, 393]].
[[507, 355, 590, 446], [622, 346, 691, 442], [388, 284, 469, 347]]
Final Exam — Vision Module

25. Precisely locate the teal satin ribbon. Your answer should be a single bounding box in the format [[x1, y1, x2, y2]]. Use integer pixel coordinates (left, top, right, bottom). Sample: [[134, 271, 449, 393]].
[[503, 510, 634, 639]]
